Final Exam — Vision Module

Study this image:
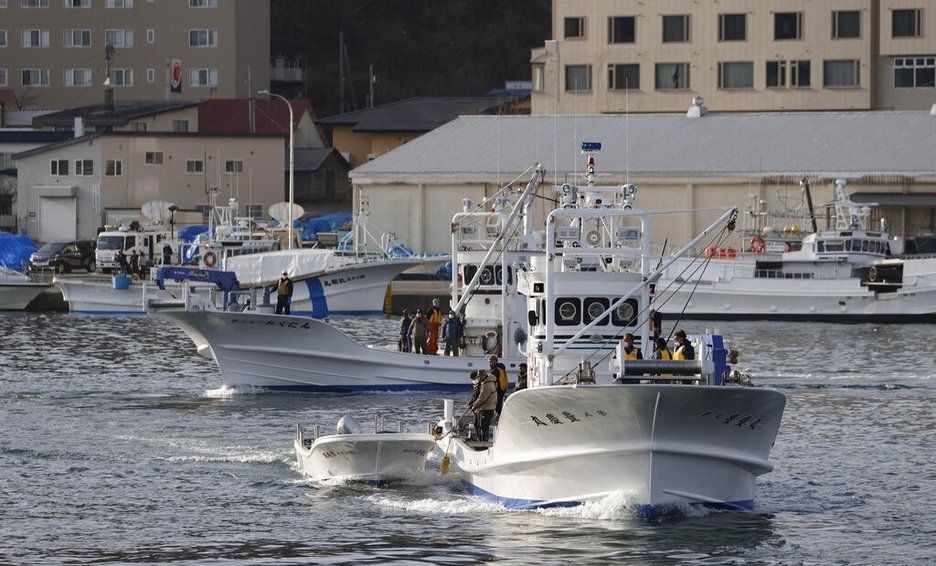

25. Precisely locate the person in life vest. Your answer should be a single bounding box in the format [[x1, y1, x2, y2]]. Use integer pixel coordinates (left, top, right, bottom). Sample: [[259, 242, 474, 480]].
[[409, 310, 429, 354], [653, 337, 673, 377], [622, 333, 643, 360], [425, 298, 443, 354], [488, 355, 508, 415], [275, 271, 294, 315], [673, 329, 695, 360]]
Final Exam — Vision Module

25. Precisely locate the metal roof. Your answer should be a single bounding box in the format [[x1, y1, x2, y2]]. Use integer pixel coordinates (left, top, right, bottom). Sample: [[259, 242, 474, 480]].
[[351, 111, 936, 182], [31, 100, 202, 128], [318, 96, 523, 133]]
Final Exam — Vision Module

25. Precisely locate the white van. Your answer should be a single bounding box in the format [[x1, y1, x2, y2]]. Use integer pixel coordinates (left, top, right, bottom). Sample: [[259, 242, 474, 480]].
[[96, 229, 175, 274]]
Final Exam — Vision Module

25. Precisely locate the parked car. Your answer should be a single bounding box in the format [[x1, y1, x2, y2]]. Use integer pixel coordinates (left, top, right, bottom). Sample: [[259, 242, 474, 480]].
[[29, 240, 96, 273]]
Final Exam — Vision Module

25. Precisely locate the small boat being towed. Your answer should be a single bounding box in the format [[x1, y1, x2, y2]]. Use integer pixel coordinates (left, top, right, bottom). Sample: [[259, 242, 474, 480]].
[[434, 142, 786, 516], [294, 415, 436, 483]]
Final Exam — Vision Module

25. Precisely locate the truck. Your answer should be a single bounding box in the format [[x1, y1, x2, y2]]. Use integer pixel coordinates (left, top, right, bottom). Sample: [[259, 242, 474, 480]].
[[95, 228, 177, 275]]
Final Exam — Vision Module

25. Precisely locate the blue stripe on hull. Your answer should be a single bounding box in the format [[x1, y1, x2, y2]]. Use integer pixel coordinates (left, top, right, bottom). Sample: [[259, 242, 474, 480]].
[[244, 383, 474, 393]]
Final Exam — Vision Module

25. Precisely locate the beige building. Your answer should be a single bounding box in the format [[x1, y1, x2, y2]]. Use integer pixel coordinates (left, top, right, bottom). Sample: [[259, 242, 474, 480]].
[[14, 130, 284, 243], [0, 0, 269, 110], [532, 0, 936, 115]]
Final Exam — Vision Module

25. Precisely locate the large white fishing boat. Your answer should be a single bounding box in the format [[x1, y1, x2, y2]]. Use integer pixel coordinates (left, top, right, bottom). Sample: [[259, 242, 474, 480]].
[[150, 166, 549, 390], [655, 179, 936, 322], [434, 142, 786, 515]]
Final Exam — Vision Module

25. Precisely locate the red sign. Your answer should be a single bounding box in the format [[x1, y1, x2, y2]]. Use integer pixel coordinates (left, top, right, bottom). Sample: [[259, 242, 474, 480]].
[[170, 59, 182, 93]]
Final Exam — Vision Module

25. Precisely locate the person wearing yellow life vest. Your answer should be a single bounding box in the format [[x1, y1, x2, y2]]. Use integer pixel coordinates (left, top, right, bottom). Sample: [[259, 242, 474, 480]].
[[673, 329, 695, 360], [275, 271, 294, 315], [622, 333, 643, 360], [653, 337, 673, 377], [488, 355, 508, 415]]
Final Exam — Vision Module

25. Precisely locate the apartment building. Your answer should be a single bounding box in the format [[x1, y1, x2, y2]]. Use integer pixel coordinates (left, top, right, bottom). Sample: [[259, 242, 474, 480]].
[[0, 0, 269, 110], [531, 0, 936, 115]]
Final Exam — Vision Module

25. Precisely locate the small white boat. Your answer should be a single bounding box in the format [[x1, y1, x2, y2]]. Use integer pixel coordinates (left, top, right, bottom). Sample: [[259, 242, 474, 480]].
[[434, 142, 786, 516], [0, 266, 49, 310], [294, 415, 436, 483]]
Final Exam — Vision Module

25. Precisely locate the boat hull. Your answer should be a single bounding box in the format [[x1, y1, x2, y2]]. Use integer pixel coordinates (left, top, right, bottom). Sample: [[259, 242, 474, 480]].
[[153, 309, 521, 391], [438, 385, 786, 511], [0, 282, 49, 310], [294, 432, 436, 482]]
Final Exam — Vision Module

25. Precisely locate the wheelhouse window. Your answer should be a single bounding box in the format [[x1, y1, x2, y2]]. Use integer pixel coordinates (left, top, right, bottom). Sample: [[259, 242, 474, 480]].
[[893, 9, 922, 38], [608, 64, 639, 90], [775, 12, 803, 40], [565, 64, 591, 91], [894, 57, 936, 88], [662, 15, 689, 43], [824, 59, 860, 87], [608, 16, 635, 44], [555, 298, 580, 326], [655, 63, 689, 90], [833, 10, 860, 39], [719, 13, 746, 40], [564, 16, 584, 39], [718, 61, 753, 89]]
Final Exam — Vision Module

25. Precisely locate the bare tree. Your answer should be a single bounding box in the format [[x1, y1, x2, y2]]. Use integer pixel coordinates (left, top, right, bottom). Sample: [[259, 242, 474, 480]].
[[0, 177, 16, 216]]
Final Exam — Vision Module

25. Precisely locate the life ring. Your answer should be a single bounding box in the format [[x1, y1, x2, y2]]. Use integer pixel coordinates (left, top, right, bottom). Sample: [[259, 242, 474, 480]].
[[748, 236, 765, 254], [203, 251, 218, 268], [482, 331, 500, 354], [868, 266, 877, 282]]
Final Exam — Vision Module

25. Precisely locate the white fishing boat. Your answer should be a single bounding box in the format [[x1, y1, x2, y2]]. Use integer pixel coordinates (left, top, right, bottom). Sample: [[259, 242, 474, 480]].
[[655, 179, 936, 322], [0, 266, 49, 310], [294, 415, 435, 483], [433, 142, 786, 515], [150, 166, 548, 390]]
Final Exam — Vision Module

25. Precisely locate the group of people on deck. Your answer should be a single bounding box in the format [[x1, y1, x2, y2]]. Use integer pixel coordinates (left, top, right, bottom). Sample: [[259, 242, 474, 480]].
[[398, 298, 465, 355], [466, 355, 525, 442]]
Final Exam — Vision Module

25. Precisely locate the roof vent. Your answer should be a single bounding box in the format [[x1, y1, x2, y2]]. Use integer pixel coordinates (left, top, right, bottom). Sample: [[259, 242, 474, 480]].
[[687, 96, 707, 118]]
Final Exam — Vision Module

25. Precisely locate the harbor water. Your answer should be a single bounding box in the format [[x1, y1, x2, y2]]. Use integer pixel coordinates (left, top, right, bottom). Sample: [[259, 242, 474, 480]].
[[1, 312, 934, 564]]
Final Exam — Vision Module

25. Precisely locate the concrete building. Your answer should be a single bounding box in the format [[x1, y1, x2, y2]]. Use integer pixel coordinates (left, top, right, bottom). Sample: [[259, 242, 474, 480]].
[[350, 110, 936, 255], [13, 130, 284, 243], [0, 0, 269, 110], [532, 0, 936, 115]]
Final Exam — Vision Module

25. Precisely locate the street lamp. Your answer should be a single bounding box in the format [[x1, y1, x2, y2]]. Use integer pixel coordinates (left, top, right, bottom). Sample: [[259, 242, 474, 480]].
[[258, 89, 295, 249]]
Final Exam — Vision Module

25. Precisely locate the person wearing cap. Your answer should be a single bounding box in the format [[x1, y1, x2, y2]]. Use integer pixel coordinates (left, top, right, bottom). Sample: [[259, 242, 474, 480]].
[[409, 310, 429, 354], [673, 329, 695, 360], [513, 362, 528, 392], [470, 369, 498, 442], [442, 311, 464, 356], [275, 270, 294, 315]]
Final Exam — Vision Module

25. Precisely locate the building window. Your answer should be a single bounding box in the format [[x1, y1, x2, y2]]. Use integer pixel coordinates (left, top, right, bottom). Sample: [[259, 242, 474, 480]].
[[147, 29, 155, 43], [188, 29, 217, 47], [105, 160, 123, 176], [186, 159, 204, 174], [775, 12, 802, 40], [564, 17, 584, 39], [718, 62, 753, 89], [65, 0, 90, 7], [189, 68, 218, 87], [823, 59, 860, 87], [565, 65, 591, 91], [719, 13, 746, 41], [22, 29, 50, 47], [22, 0, 49, 7], [172, 120, 189, 132], [64, 68, 91, 87], [111, 68, 133, 87], [105, 29, 133, 48], [655, 63, 689, 90], [609, 16, 635, 43], [106, 0, 132, 7], [145, 151, 164, 165], [189, 0, 216, 6], [0, 0, 6, 6], [662, 15, 689, 43], [894, 57, 936, 88], [833, 11, 860, 39], [225, 160, 244, 174], [0, 69, 6, 87], [64, 29, 91, 47], [532, 63, 545, 92], [608, 64, 639, 90], [893, 9, 922, 38], [0, 30, 6, 48], [51, 159, 69, 176], [75, 160, 93, 176], [130, 122, 146, 132], [22, 68, 50, 86], [146, 68, 155, 82], [767, 60, 811, 88]]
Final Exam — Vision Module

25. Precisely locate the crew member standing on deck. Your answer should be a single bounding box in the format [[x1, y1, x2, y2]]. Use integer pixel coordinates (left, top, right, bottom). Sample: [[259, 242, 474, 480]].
[[275, 271, 294, 315], [426, 298, 443, 354]]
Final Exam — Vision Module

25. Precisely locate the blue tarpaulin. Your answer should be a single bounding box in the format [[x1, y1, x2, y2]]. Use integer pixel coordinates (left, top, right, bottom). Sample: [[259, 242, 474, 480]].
[[0, 233, 39, 272]]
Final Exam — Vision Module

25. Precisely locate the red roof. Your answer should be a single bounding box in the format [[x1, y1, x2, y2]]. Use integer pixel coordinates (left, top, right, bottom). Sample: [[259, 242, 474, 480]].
[[198, 99, 312, 134]]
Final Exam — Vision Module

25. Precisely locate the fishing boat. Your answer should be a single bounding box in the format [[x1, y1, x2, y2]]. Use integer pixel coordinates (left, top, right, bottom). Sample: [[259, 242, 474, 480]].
[[654, 178, 936, 322], [0, 266, 50, 310], [433, 142, 786, 515], [149, 165, 548, 391], [294, 415, 435, 483]]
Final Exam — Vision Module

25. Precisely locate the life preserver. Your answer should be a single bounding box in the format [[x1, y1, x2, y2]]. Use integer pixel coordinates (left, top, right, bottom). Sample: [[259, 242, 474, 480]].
[[748, 236, 766, 254], [482, 331, 499, 354], [868, 266, 877, 282], [203, 251, 218, 268]]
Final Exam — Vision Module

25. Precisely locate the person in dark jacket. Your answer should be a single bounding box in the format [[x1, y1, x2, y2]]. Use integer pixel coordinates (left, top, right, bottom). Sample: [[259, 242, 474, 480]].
[[275, 271, 294, 314], [442, 312, 464, 356]]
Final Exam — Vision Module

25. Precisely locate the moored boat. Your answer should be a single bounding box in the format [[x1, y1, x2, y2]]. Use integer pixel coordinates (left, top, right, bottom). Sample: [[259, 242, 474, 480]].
[[0, 266, 50, 310]]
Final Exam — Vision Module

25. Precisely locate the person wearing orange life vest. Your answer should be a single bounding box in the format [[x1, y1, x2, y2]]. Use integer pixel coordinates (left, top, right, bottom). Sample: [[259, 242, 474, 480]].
[[425, 298, 443, 354], [488, 355, 508, 415], [275, 271, 294, 315]]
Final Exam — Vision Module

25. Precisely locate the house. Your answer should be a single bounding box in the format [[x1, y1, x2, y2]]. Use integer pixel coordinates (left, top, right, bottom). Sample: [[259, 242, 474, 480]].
[[350, 110, 936, 255]]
